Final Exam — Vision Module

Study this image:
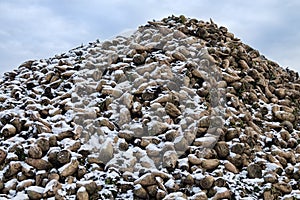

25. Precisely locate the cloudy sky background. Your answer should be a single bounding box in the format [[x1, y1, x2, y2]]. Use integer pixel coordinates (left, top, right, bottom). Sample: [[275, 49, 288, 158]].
[[0, 0, 300, 77]]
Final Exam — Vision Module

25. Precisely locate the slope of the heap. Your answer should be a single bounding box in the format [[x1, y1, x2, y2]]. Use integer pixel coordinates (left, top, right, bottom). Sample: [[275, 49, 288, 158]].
[[0, 15, 299, 199]]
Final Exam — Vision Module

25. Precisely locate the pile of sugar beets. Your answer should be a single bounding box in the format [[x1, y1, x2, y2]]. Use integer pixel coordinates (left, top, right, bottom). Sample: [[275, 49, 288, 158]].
[[0, 15, 299, 199]]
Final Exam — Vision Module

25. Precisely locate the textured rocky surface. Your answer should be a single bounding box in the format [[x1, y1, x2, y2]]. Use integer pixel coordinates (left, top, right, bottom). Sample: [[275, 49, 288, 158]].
[[0, 15, 299, 199]]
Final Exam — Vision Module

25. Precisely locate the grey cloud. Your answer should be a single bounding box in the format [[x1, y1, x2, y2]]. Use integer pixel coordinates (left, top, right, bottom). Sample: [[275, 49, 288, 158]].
[[0, 1, 90, 75]]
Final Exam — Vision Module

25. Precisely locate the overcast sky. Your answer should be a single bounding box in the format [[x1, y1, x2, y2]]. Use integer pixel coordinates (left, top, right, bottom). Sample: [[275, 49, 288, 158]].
[[0, 0, 300, 77]]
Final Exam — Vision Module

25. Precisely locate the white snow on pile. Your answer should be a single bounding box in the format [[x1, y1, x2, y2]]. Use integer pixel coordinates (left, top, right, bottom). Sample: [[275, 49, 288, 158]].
[[11, 192, 29, 200], [26, 185, 44, 193]]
